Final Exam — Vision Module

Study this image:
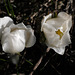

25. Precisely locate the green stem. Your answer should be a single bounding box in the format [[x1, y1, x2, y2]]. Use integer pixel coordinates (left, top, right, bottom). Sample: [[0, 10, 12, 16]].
[[25, 59, 33, 66], [8, 0, 15, 18], [16, 64, 19, 75], [4, 0, 10, 16]]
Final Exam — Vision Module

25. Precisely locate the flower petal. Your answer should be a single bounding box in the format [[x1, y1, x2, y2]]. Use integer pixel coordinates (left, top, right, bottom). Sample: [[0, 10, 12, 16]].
[[12, 23, 36, 48], [42, 23, 57, 46], [46, 17, 65, 29], [25, 26, 36, 47], [50, 47, 65, 55], [0, 16, 13, 28], [1, 28, 25, 54], [10, 23, 26, 30], [61, 31, 71, 47], [0, 17, 13, 39], [58, 12, 71, 20], [41, 13, 52, 31]]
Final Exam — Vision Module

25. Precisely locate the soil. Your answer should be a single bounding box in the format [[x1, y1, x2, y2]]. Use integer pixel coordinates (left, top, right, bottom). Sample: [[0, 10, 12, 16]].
[[0, 0, 75, 75]]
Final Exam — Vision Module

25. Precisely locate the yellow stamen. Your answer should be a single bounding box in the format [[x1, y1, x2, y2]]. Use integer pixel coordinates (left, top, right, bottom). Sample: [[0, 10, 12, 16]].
[[56, 29, 63, 39]]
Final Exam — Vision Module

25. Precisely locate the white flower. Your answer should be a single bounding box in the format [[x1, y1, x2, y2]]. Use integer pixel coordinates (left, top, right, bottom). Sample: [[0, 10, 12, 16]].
[[0, 17, 13, 39], [1, 23, 36, 54], [41, 12, 72, 55]]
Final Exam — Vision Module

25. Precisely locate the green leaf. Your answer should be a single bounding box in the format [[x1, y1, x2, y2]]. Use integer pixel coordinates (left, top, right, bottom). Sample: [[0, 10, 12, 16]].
[[25, 59, 33, 66], [0, 58, 7, 61]]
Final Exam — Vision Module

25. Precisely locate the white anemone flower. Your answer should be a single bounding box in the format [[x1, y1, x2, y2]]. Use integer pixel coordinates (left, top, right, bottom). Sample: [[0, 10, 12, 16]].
[[41, 12, 72, 55], [1, 23, 36, 54], [0, 17, 13, 39]]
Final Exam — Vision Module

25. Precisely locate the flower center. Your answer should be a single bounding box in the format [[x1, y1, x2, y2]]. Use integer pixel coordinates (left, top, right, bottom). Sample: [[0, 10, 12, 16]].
[[56, 29, 63, 39]]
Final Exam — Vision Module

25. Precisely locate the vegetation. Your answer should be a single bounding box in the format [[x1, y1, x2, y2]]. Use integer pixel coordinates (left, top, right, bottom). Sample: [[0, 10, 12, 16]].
[[0, 0, 75, 75]]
